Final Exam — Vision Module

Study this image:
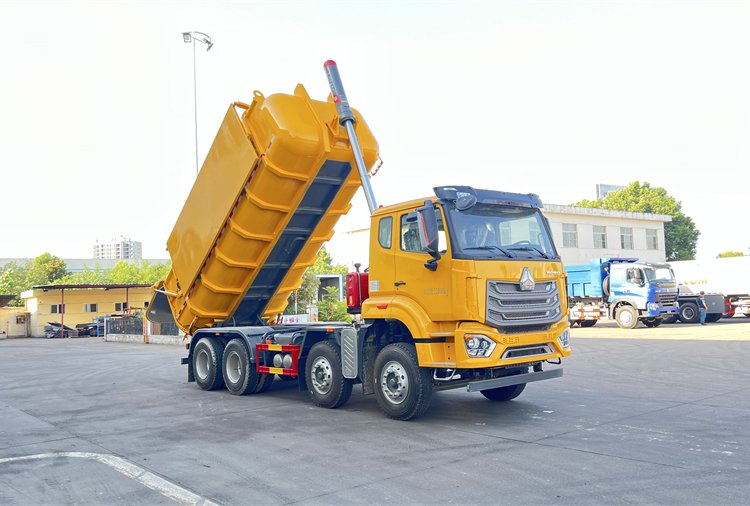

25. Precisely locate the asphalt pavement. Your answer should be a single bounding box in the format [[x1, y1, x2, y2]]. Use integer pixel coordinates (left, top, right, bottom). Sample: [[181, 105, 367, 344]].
[[1, 319, 749, 505]]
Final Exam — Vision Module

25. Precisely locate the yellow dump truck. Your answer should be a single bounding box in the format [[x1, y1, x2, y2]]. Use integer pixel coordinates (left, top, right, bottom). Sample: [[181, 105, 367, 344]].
[[148, 61, 571, 420]]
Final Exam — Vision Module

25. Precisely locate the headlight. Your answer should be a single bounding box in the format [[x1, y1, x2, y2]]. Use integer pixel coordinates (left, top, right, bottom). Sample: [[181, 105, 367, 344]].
[[647, 302, 659, 311], [558, 329, 570, 349], [464, 334, 496, 358]]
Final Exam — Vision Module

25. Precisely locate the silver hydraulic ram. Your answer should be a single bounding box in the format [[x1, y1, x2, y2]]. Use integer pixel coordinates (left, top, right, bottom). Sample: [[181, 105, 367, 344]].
[[324, 60, 378, 214]]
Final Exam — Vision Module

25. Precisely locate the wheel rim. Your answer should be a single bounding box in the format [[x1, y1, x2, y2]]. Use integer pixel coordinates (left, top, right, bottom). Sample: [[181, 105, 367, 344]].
[[225, 350, 242, 384], [619, 310, 634, 326], [195, 349, 210, 380], [310, 356, 333, 395], [683, 307, 695, 319], [380, 360, 409, 405]]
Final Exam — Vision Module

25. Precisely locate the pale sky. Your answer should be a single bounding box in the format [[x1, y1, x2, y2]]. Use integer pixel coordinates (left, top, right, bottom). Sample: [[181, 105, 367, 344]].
[[2, 0, 749, 267]]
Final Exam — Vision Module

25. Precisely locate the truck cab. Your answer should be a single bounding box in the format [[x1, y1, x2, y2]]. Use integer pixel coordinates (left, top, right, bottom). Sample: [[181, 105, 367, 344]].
[[355, 186, 571, 376], [604, 259, 678, 328]]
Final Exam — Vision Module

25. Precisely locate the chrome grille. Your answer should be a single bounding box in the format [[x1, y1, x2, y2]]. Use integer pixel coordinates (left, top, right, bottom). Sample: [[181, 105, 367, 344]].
[[487, 280, 562, 328], [656, 293, 677, 307]]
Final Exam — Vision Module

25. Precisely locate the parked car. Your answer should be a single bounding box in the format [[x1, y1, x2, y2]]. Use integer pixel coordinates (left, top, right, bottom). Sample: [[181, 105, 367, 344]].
[[44, 322, 79, 338]]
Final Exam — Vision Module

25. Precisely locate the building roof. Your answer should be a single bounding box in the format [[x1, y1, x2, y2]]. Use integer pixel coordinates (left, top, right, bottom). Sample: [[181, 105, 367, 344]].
[[542, 203, 672, 223], [31, 284, 152, 290]]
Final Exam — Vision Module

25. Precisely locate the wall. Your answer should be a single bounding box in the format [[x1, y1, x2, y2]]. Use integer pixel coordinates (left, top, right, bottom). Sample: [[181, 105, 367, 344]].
[[543, 204, 671, 266], [0, 307, 30, 337], [21, 287, 152, 338]]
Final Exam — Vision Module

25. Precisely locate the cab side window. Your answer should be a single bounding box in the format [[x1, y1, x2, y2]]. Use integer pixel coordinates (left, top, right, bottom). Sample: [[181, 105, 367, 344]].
[[626, 268, 644, 285], [378, 217, 392, 249], [400, 215, 422, 252]]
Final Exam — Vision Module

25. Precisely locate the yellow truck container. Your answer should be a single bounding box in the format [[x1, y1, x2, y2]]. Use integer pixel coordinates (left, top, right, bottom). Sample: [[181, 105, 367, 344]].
[[150, 85, 378, 335]]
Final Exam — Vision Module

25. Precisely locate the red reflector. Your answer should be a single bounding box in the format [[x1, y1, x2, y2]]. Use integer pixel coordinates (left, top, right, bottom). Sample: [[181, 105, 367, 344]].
[[326, 327, 334, 333], [376, 304, 388, 309]]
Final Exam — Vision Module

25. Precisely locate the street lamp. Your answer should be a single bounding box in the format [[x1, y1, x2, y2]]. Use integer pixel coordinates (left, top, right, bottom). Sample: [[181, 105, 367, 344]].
[[182, 31, 213, 176]]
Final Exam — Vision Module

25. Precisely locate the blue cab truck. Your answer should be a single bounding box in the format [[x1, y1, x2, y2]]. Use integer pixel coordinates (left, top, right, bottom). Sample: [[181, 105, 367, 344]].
[[565, 258, 679, 329]]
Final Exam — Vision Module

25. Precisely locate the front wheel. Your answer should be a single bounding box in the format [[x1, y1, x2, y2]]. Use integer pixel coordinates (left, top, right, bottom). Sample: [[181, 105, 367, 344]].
[[579, 320, 597, 328], [615, 306, 639, 329], [373, 343, 433, 420], [643, 317, 662, 328], [481, 383, 526, 401], [306, 341, 352, 409]]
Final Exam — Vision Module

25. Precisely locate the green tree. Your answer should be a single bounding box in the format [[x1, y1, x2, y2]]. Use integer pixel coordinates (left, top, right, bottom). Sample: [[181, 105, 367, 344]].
[[58, 265, 110, 285], [285, 247, 346, 314], [573, 181, 700, 261], [284, 270, 320, 315], [716, 251, 745, 258], [317, 286, 351, 322], [0, 262, 28, 306], [309, 247, 348, 275], [27, 253, 67, 286]]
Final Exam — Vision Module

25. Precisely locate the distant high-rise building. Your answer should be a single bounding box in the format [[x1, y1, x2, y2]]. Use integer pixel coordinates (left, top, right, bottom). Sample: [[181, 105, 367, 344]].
[[93, 237, 142, 260]]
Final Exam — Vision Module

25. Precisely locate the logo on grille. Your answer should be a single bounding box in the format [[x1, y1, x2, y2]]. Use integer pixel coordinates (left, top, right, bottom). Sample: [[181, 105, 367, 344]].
[[519, 267, 535, 291]]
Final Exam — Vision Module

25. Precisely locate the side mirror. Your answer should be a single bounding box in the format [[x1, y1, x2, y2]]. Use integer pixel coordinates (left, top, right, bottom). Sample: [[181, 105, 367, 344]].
[[416, 200, 441, 270]]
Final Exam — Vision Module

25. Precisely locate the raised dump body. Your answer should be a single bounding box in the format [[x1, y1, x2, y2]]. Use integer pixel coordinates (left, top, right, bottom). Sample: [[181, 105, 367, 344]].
[[149, 84, 378, 335]]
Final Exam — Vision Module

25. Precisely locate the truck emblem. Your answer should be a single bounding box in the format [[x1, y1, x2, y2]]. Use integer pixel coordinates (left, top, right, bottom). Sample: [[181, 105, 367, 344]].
[[520, 267, 535, 291]]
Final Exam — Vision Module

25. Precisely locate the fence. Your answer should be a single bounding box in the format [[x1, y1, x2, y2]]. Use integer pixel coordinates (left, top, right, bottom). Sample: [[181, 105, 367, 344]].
[[104, 316, 181, 345]]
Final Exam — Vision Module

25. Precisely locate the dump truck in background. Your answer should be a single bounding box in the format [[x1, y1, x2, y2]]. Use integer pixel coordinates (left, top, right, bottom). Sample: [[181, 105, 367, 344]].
[[565, 258, 679, 328], [148, 61, 570, 420], [668, 256, 750, 320]]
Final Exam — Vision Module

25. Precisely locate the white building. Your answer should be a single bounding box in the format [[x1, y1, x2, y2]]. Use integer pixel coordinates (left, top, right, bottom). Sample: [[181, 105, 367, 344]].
[[93, 237, 143, 260], [543, 204, 671, 266]]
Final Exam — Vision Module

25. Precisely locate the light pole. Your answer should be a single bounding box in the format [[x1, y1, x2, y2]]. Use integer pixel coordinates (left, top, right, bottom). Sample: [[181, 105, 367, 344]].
[[182, 31, 213, 176]]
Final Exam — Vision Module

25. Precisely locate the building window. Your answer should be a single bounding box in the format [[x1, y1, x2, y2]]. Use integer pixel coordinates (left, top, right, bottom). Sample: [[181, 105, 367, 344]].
[[562, 224, 578, 248], [593, 226, 607, 249], [620, 227, 633, 250], [646, 229, 658, 250], [84, 303, 98, 313], [51, 304, 66, 314], [115, 302, 128, 312], [378, 217, 392, 249]]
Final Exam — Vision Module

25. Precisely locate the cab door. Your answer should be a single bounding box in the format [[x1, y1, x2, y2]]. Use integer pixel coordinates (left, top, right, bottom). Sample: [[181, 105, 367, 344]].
[[393, 208, 453, 321]]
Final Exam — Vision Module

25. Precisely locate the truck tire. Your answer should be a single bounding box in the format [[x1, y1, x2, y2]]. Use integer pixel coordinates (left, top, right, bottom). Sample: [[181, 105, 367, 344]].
[[579, 320, 597, 328], [254, 373, 275, 393], [193, 337, 225, 391], [602, 275, 610, 296], [306, 341, 352, 409], [662, 314, 679, 324], [643, 317, 662, 328], [373, 343, 433, 420], [481, 383, 526, 401], [704, 313, 721, 323], [678, 302, 700, 324], [222, 338, 270, 395], [615, 306, 639, 329]]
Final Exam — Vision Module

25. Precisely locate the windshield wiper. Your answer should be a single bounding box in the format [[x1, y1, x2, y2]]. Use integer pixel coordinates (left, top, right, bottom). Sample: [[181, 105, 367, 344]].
[[506, 245, 550, 259], [463, 245, 516, 257]]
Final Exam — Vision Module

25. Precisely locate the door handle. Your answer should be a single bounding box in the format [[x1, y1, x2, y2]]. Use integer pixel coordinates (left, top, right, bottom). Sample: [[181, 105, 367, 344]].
[[394, 281, 406, 287]]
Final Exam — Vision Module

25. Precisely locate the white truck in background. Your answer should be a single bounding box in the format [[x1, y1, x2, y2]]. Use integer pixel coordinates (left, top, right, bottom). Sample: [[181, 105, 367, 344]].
[[668, 256, 750, 319]]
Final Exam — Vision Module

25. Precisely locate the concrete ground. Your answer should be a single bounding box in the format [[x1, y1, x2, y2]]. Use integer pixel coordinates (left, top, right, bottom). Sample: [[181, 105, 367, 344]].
[[1, 318, 749, 505]]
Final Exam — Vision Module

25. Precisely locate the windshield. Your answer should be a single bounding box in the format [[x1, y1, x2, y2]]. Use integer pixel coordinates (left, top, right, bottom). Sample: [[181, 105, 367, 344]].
[[643, 267, 675, 283], [445, 203, 557, 260]]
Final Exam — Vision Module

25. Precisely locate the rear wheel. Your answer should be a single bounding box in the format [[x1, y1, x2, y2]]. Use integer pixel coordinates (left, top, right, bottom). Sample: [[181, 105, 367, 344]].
[[193, 337, 225, 391], [306, 341, 352, 409], [481, 383, 526, 401], [615, 306, 639, 329], [579, 320, 597, 328], [373, 343, 433, 420], [222, 338, 263, 395], [678, 302, 700, 324], [703, 313, 721, 323]]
